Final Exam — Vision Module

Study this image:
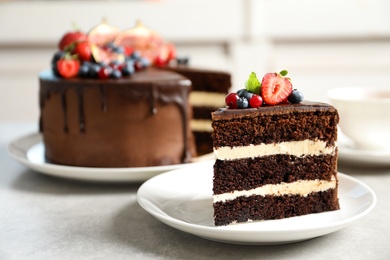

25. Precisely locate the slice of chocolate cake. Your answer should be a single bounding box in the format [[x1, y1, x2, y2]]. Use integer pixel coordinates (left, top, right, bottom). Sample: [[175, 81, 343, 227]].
[[211, 101, 340, 226], [163, 65, 231, 155]]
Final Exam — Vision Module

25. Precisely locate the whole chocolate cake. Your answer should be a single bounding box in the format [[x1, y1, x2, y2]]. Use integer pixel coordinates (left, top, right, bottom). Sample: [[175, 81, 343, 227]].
[[39, 19, 231, 168], [40, 69, 196, 167], [212, 71, 340, 226]]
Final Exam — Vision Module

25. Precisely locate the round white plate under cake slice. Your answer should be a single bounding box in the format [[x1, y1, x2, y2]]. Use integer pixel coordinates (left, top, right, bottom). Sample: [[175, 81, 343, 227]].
[[137, 160, 376, 245]]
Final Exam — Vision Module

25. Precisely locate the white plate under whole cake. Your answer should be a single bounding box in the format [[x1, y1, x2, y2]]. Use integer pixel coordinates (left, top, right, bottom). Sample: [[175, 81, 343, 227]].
[[137, 160, 376, 245], [7, 133, 206, 182]]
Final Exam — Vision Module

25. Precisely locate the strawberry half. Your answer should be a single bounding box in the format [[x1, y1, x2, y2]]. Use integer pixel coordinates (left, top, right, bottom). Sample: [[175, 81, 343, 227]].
[[261, 72, 293, 105], [56, 55, 80, 79]]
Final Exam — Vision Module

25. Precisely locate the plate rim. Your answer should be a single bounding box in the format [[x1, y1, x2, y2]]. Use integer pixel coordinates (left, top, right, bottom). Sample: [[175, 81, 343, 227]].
[[6, 133, 197, 182], [137, 161, 377, 243]]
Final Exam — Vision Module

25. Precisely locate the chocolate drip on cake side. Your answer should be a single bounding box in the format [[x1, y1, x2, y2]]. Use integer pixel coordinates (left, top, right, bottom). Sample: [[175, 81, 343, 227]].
[[154, 83, 192, 163], [99, 85, 108, 112], [40, 82, 92, 134], [116, 82, 192, 163]]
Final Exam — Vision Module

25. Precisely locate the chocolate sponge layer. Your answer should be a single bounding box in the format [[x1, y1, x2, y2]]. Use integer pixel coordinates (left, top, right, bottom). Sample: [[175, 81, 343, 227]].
[[213, 153, 338, 194], [213, 189, 340, 226], [212, 101, 339, 148]]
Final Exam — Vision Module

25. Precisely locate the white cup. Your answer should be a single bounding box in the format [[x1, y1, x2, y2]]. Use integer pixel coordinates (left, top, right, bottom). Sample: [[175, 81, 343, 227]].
[[327, 87, 390, 151]]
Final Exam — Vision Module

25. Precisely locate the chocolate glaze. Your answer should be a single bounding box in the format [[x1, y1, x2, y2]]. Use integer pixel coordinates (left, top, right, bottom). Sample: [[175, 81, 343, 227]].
[[212, 101, 338, 120], [212, 101, 339, 148], [39, 68, 194, 166]]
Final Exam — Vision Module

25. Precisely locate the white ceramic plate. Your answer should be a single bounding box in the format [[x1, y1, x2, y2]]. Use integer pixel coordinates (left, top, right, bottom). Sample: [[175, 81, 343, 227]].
[[137, 160, 376, 245], [7, 133, 200, 182], [338, 131, 390, 166]]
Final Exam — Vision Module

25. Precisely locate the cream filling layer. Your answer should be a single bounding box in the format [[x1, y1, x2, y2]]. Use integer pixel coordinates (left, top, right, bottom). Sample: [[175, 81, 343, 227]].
[[190, 119, 213, 132], [190, 91, 226, 107], [214, 140, 336, 160], [213, 177, 337, 203]]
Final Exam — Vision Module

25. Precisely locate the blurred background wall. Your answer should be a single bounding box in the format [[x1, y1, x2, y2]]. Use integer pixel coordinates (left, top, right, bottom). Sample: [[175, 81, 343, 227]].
[[1, 0, 390, 122]]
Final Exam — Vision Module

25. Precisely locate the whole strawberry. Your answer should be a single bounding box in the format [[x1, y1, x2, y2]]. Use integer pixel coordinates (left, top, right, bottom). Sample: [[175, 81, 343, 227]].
[[56, 54, 80, 79], [261, 71, 293, 105], [73, 41, 92, 62], [58, 31, 88, 51]]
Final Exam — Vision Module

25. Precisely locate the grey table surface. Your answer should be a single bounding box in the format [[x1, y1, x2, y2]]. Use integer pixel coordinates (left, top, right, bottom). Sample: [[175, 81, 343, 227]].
[[0, 122, 389, 260]]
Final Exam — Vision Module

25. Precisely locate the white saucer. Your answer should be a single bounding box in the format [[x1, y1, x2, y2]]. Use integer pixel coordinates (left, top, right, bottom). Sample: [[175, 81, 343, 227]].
[[338, 132, 390, 166], [7, 133, 198, 182], [137, 160, 376, 245]]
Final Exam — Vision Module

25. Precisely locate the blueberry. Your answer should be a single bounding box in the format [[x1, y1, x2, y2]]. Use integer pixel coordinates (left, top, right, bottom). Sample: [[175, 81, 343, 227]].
[[51, 62, 60, 76], [109, 60, 122, 67], [237, 89, 254, 100], [106, 42, 116, 50], [51, 51, 65, 65], [131, 51, 142, 60], [176, 56, 189, 65], [110, 69, 122, 79], [288, 89, 304, 104], [122, 64, 135, 76], [236, 97, 249, 109], [112, 46, 124, 54], [88, 64, 101, 78], [51, 51, 66, 76], [79, 64, 90, 78], [140, 57, 151, 68]]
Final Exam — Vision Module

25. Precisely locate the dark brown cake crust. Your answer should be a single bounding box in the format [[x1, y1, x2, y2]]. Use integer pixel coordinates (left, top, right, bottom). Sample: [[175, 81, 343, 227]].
[[212, 101, 339, 148], [213, 153, 338, 194], [213, 189, 340, 226]]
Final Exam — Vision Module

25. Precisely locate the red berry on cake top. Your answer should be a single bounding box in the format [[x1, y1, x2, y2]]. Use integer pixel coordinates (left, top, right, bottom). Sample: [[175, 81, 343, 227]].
[[225, 93, 240, 109], [249, 94, 263, 108]]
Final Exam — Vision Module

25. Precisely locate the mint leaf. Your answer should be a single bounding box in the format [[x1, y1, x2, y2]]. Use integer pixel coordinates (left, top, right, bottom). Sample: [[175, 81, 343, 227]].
[[245, 72, 261, 94], [279, 70, 288, 76]]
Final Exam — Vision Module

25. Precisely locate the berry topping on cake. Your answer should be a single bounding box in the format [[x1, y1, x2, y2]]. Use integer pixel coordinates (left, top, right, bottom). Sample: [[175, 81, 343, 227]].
[[237, 89, 254, 100], [58, 30, 88, 51], [249, 94, 263, 108], [225, 93, 240, 109], [56, 55, 80, 79], [98, 66, 112, 79], [225, 70, 304, 109], [288, 89, 304, 104], [237, 97, 249, 109], [50, 19, 161, 79], [49, 19, 188, 79], [261, 72, 293, 105], [73, 41, 92, 62]]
